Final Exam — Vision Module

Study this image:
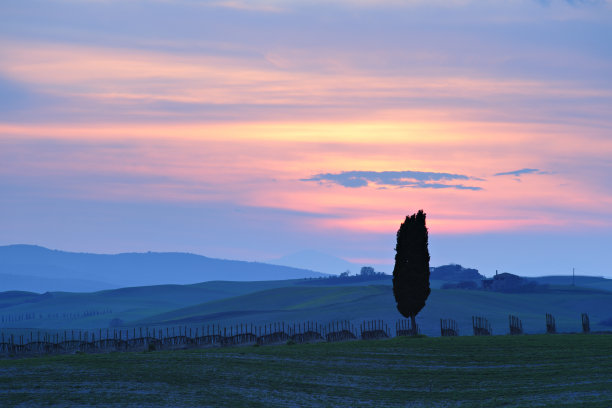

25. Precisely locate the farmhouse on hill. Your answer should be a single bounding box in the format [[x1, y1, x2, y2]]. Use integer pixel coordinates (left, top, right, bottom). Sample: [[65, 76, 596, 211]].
[[482, 271, 523, 292]]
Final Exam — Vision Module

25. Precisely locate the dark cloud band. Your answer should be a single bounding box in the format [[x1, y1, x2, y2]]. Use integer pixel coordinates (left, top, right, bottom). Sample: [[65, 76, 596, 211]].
[[494, 168, 548, 177], [301, 170, 483, 191]]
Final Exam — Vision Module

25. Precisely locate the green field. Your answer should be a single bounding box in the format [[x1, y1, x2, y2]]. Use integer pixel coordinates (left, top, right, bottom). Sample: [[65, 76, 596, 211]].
[[0, 279, 308, 329], [133, 284, 612, 335], [1, 334, 611, 407], [2, 279, 612, 336]]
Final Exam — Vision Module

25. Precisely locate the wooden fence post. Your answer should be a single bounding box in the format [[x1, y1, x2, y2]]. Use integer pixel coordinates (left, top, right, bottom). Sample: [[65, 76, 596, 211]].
[[581, 313, 590, 334], [546, 313, 556, 334]]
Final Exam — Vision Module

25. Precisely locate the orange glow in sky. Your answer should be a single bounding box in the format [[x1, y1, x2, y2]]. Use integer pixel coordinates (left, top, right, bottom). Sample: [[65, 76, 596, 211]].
[[1, 0, 611, 275]]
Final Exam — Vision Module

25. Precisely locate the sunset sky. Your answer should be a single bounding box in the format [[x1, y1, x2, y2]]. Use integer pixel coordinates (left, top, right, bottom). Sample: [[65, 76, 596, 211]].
[[1, 0, 611, 277]]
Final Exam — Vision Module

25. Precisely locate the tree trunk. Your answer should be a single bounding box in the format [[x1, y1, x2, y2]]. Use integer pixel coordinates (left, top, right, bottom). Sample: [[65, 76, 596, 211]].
[[410, 314, 417, 336]]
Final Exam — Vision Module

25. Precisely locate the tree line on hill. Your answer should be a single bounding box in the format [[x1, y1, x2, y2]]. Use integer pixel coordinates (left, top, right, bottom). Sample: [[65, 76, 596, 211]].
[[440, 269, 545, 293], [429, 262, 547, 293], [0, 309, 113, 325], [299, 266, 390, 285], [300, 257, 545, 294]]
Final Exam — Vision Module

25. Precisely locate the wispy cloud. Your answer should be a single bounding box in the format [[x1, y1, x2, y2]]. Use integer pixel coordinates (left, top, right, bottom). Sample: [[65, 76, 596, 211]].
[[1, 0, 612, 273], [301, 170, 483, 190], [494, 168, 549, 177], [2, 37, 610, 124], [207, 1, 286, 13]]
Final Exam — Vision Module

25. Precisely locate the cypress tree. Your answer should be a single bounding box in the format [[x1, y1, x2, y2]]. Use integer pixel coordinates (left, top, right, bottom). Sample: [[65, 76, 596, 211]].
[[392, 210, 431, 333]]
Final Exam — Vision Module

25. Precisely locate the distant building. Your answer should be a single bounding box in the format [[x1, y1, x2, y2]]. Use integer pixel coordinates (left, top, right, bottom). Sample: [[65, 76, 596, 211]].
[[482, 271, 524, 292]]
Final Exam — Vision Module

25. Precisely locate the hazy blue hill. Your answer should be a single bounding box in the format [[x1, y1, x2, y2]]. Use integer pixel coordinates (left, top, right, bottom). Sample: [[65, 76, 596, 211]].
[[267, 250, 364, 275], [130, 283, 612, 336], [133, 285, 389, 326], [0, 279, 306, 329], [0, 291, 51, 308], [0, 245, 326, 292], [296, 274, 391, 286], [2, 276, 612, 336], [0, 272, 118, 293]]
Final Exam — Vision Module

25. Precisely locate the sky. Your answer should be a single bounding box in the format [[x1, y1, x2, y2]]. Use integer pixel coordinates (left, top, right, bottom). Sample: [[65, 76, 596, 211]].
[[1, 0, 611, 278]]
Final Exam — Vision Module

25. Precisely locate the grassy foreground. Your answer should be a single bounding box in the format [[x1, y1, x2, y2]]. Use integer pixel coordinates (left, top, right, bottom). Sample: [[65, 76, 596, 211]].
[[1, 334, 611, 407]]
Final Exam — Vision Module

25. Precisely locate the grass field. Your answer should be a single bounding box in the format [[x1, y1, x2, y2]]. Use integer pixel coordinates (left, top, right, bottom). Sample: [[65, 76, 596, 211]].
[[0, 280, 307, 329], [3, 280, 612, 336], [132, 284, 612, 336], [1, 334, 611, 407]]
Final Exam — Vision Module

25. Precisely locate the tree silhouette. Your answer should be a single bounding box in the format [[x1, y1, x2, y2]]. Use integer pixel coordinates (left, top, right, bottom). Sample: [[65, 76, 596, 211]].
[[392, 210, 431, 333]]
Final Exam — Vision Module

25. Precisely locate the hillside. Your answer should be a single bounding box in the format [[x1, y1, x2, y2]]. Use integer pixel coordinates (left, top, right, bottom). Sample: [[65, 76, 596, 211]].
[[0, 279, 307, 329], [0, 245, 327, 292], [2, 275, 612, 335], [130, 284, 612, 336], [528, 275, 612, 292], [0, 272, 118, 293], [267, 250, 365, 275]]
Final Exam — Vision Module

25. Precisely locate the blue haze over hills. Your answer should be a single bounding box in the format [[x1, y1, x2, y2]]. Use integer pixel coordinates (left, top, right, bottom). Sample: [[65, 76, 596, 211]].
[[0, 245, 327, 293], [2, 245, 612, 335], [267, 250, 370, 276], [2, 244, 611, 295]]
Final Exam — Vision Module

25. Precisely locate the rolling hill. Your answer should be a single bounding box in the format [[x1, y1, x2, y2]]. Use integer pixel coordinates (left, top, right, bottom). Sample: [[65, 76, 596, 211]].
[[0, 279, 307, 329], [0, 245, 327, 292], [130, 284, 612, 336], [528, 275, 612, 292], [267, 250, 372, 275], [2, 277, 612, 337]]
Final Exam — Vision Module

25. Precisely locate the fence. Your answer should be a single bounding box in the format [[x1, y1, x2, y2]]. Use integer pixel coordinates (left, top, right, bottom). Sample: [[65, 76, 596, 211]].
[[360, 320, 390, 340], [472, 316, 492, 336], [396, 319, 419, 336], [440, 319, 458, 337], [509, 315, 523, 335], [546, 313, 556, 334], [581, 313, 590, 334], [326, 320, 357, 342], [0, 314, 598, 358], [0, 320, 353, 358]]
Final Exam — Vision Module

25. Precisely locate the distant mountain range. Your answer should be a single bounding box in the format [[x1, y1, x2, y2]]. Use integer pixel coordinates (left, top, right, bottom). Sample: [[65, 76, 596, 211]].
[[267, 249, 390, 275], [4, 245, 609, 295], [0, 245, 327, 293]]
